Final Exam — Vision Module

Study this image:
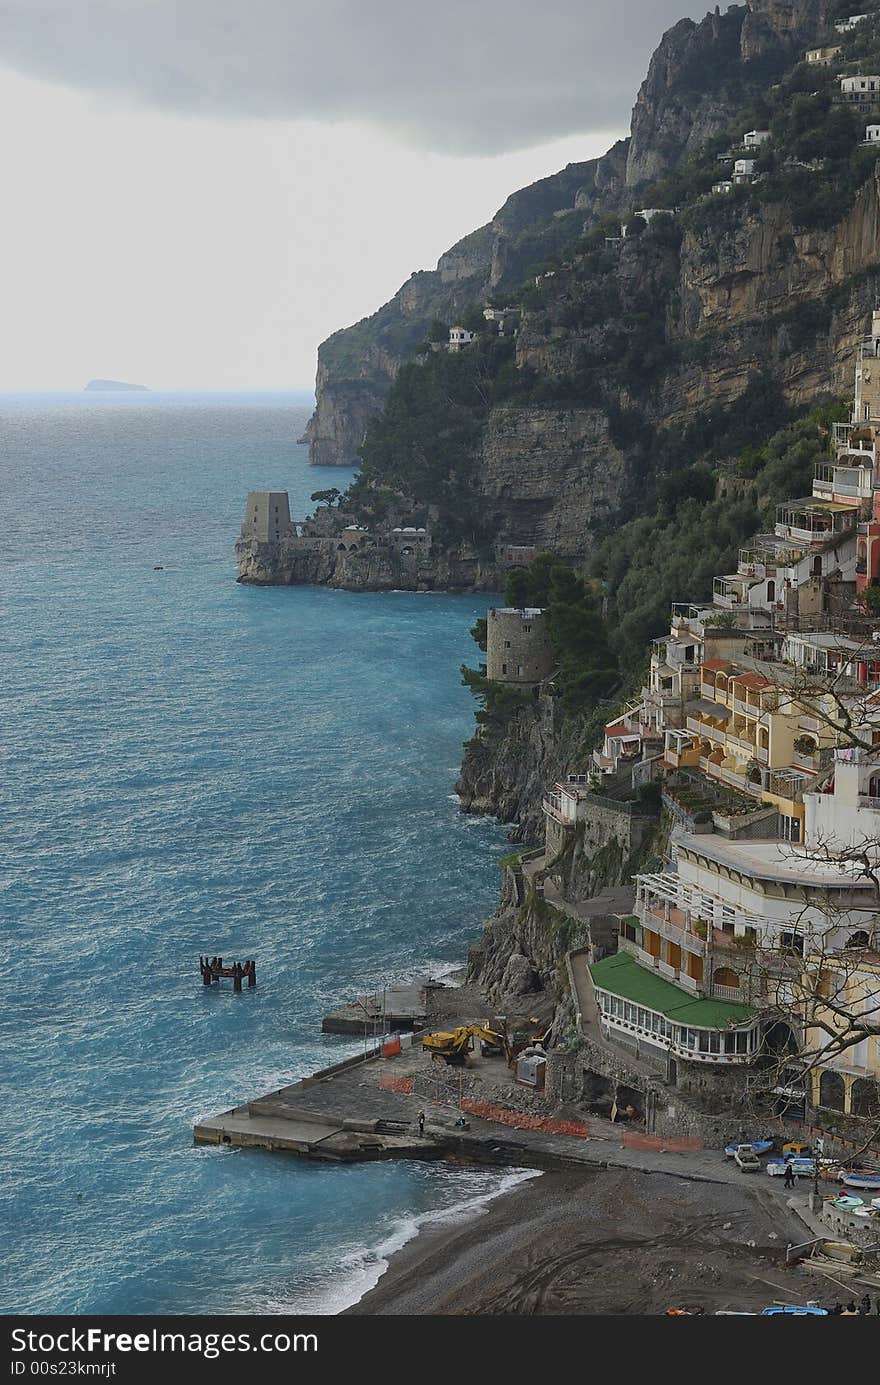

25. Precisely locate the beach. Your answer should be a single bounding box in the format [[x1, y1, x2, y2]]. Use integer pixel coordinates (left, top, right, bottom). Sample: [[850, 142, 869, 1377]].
[[348, 1165, 809, 1315]]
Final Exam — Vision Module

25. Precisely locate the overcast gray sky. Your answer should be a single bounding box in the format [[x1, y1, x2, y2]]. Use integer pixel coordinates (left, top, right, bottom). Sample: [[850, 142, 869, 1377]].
[[0, 1, 698, 390]]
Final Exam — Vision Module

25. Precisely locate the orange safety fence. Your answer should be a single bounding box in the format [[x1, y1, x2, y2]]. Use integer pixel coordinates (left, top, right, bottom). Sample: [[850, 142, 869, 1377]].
[[460, 1098, 589, 1138], [621, 1131, 703, 1152], [379, 1073, 414, 1094]]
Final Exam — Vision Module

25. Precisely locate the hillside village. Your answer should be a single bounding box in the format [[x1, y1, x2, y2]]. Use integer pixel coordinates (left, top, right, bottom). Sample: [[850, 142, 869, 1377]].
[[468, 299, 880, 1194]]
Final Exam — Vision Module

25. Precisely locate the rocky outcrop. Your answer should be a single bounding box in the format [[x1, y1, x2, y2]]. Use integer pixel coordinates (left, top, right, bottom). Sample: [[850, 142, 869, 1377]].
[[235, 535, 502, 592], [466, 867, 587, 1032], [455, 695, 587, 843], [626, 1, 825, 186]]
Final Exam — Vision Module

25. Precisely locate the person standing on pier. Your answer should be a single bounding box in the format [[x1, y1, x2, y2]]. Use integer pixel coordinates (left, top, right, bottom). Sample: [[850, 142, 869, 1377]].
[[417, 1109, 425, 1136]]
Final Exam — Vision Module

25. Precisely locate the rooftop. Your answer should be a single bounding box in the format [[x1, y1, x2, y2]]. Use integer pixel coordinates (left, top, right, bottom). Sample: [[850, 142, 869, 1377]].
[[589, 952, 754, 1028], [674, 831, 880, 889]]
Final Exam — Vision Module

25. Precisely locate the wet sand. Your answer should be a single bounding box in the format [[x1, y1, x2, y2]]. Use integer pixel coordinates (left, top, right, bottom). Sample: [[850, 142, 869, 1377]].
[[347, 1166, 809, 1315]]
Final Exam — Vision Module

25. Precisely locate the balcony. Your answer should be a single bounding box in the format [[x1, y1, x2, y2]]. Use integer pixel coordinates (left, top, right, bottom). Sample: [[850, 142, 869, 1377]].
[[757, 745, 769, 763], [686, 715, 725, 745], [775, 500, 859, 545], [712, 983, 744, 1001], [640, 904, 707, 956], [832, 466, 873, 499], [726, 730, 756, 754], [542, 796, 566, 825], [794, 751, 819, 772], [858, 795, 880, 810]]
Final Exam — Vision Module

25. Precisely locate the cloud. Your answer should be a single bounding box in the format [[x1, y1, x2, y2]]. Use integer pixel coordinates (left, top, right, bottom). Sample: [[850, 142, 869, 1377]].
[[0, 0, 699, 154]]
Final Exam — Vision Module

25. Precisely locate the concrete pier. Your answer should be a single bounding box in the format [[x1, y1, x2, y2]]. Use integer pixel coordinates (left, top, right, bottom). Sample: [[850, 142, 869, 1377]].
[[320, 977, 439, 1035]]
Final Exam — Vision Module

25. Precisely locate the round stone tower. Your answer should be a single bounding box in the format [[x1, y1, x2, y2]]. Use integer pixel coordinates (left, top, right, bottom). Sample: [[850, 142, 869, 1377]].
[[485, 607, 554, 685]]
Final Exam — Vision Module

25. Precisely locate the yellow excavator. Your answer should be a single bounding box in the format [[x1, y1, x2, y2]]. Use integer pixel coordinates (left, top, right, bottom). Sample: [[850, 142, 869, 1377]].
[[422, 1024, 512, 1067]]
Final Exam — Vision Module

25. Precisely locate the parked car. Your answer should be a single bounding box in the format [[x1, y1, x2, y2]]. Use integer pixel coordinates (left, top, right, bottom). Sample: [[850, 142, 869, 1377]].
[[734, 1144, 761, 1172]]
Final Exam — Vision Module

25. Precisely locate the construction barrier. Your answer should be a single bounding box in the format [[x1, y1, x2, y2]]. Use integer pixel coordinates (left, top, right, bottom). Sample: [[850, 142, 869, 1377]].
[[383, 1036, 402, 1058], [379, 1073, 414, 1094], [460, 1098, 589, 1139], [622, 1131, 703, 1153]]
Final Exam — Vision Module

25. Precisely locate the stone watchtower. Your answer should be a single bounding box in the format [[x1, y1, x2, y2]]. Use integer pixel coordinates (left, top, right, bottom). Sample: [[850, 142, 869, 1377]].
[[241, 491, 291, 544], [485, 607, 555, 685]]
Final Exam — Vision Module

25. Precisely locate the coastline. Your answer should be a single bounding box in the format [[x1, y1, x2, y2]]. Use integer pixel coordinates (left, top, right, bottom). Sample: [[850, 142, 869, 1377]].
[[345, 1165, 809, 1316], [327, 1167, 541, 1315]]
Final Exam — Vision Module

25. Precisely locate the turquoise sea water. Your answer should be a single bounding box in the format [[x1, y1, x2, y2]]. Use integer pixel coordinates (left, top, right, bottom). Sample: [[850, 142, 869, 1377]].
[[0, 392, 517, 1315]]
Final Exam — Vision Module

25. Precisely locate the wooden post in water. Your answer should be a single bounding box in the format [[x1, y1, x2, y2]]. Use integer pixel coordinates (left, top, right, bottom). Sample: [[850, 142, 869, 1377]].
[[248, 960, 256, 988]]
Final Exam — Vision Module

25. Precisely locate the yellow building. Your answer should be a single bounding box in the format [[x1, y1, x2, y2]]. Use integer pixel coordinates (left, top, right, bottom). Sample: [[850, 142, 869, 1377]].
[[670, 658, 845, 838], [805, 950, 880, 1121]]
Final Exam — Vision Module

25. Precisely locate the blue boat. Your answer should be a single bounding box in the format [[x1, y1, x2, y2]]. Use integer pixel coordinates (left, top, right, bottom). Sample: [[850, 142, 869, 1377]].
[[766, 1156, 814, 1177], [724, 1139, 774, 1157], [762, 1306, 828, 1316], [841, 1171, 880, 1190]]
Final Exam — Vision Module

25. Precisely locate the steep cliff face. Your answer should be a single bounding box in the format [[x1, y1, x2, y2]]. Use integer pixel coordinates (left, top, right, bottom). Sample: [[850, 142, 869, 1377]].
[[303, 153, 629, 466], [303, 1, 827, 467], [455, 696, 587, 843], [477, 406, 630, 555], [625, 1, 825, 185]]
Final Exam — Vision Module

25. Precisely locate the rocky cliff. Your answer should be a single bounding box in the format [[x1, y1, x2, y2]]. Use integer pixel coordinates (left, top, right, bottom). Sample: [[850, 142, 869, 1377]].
[[303, 0, 828, 468], [454, 694, 582, 843], [235, 534, 502, 592]]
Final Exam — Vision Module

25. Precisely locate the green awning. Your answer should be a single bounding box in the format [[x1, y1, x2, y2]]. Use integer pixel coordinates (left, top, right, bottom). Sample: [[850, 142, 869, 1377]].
[[590, 951, 754, 1029]]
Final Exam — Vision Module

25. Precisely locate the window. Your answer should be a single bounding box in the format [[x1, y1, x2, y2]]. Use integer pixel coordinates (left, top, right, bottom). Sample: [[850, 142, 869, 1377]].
[[501, 664, 507, 675], [517, 665, 524, 677], [523, 624, 531, 633], [504, 640, 511, 649]]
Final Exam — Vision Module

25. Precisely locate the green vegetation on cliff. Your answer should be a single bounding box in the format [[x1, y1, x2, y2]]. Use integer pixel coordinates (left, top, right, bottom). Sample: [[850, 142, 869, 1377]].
[[594, 399, 848, 664], [462, 555, 618, 725], [347, 336, 515, 546]]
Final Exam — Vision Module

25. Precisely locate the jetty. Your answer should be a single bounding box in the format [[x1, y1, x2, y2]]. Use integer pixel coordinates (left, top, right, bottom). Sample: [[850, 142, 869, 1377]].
[[321, 977, 439, 1035]]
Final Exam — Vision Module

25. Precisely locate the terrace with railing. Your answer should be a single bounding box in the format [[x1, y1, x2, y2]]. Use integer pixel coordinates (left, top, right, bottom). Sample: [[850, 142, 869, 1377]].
[[813, 462, 873, 501], [775, 498, 859, 545]]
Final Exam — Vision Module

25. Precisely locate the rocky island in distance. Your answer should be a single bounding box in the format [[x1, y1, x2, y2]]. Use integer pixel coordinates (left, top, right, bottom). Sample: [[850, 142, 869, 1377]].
[[84, 378, 149, 392]]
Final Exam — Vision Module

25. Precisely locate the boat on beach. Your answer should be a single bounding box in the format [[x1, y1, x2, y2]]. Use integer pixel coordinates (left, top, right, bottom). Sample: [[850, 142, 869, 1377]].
[[724, 1138, 774, 1157], [840, 1171, 880, 1190], [766, 1156, 815, 1177]]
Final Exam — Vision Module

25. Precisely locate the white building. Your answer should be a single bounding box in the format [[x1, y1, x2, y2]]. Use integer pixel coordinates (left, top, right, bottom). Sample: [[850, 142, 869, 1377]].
[[712, 180, 733, 195], [621, 208, 670, 236], [840, 75, 880, 104], [807, 743, 880, 851], [865, 124, 880, 141], [743, 130, 770, 149], [448, 326, 475, 352], [836, 14, 868, 33], [482, 307, 518, 335], [733, 158, 757, 183]]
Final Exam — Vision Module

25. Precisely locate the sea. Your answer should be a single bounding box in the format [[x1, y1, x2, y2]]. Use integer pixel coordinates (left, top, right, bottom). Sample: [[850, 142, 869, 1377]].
[[0, 390, 527, 1316]]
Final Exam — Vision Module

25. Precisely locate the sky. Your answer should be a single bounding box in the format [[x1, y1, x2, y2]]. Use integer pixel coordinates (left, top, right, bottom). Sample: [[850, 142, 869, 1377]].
[[0, 1, 699, 391]]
